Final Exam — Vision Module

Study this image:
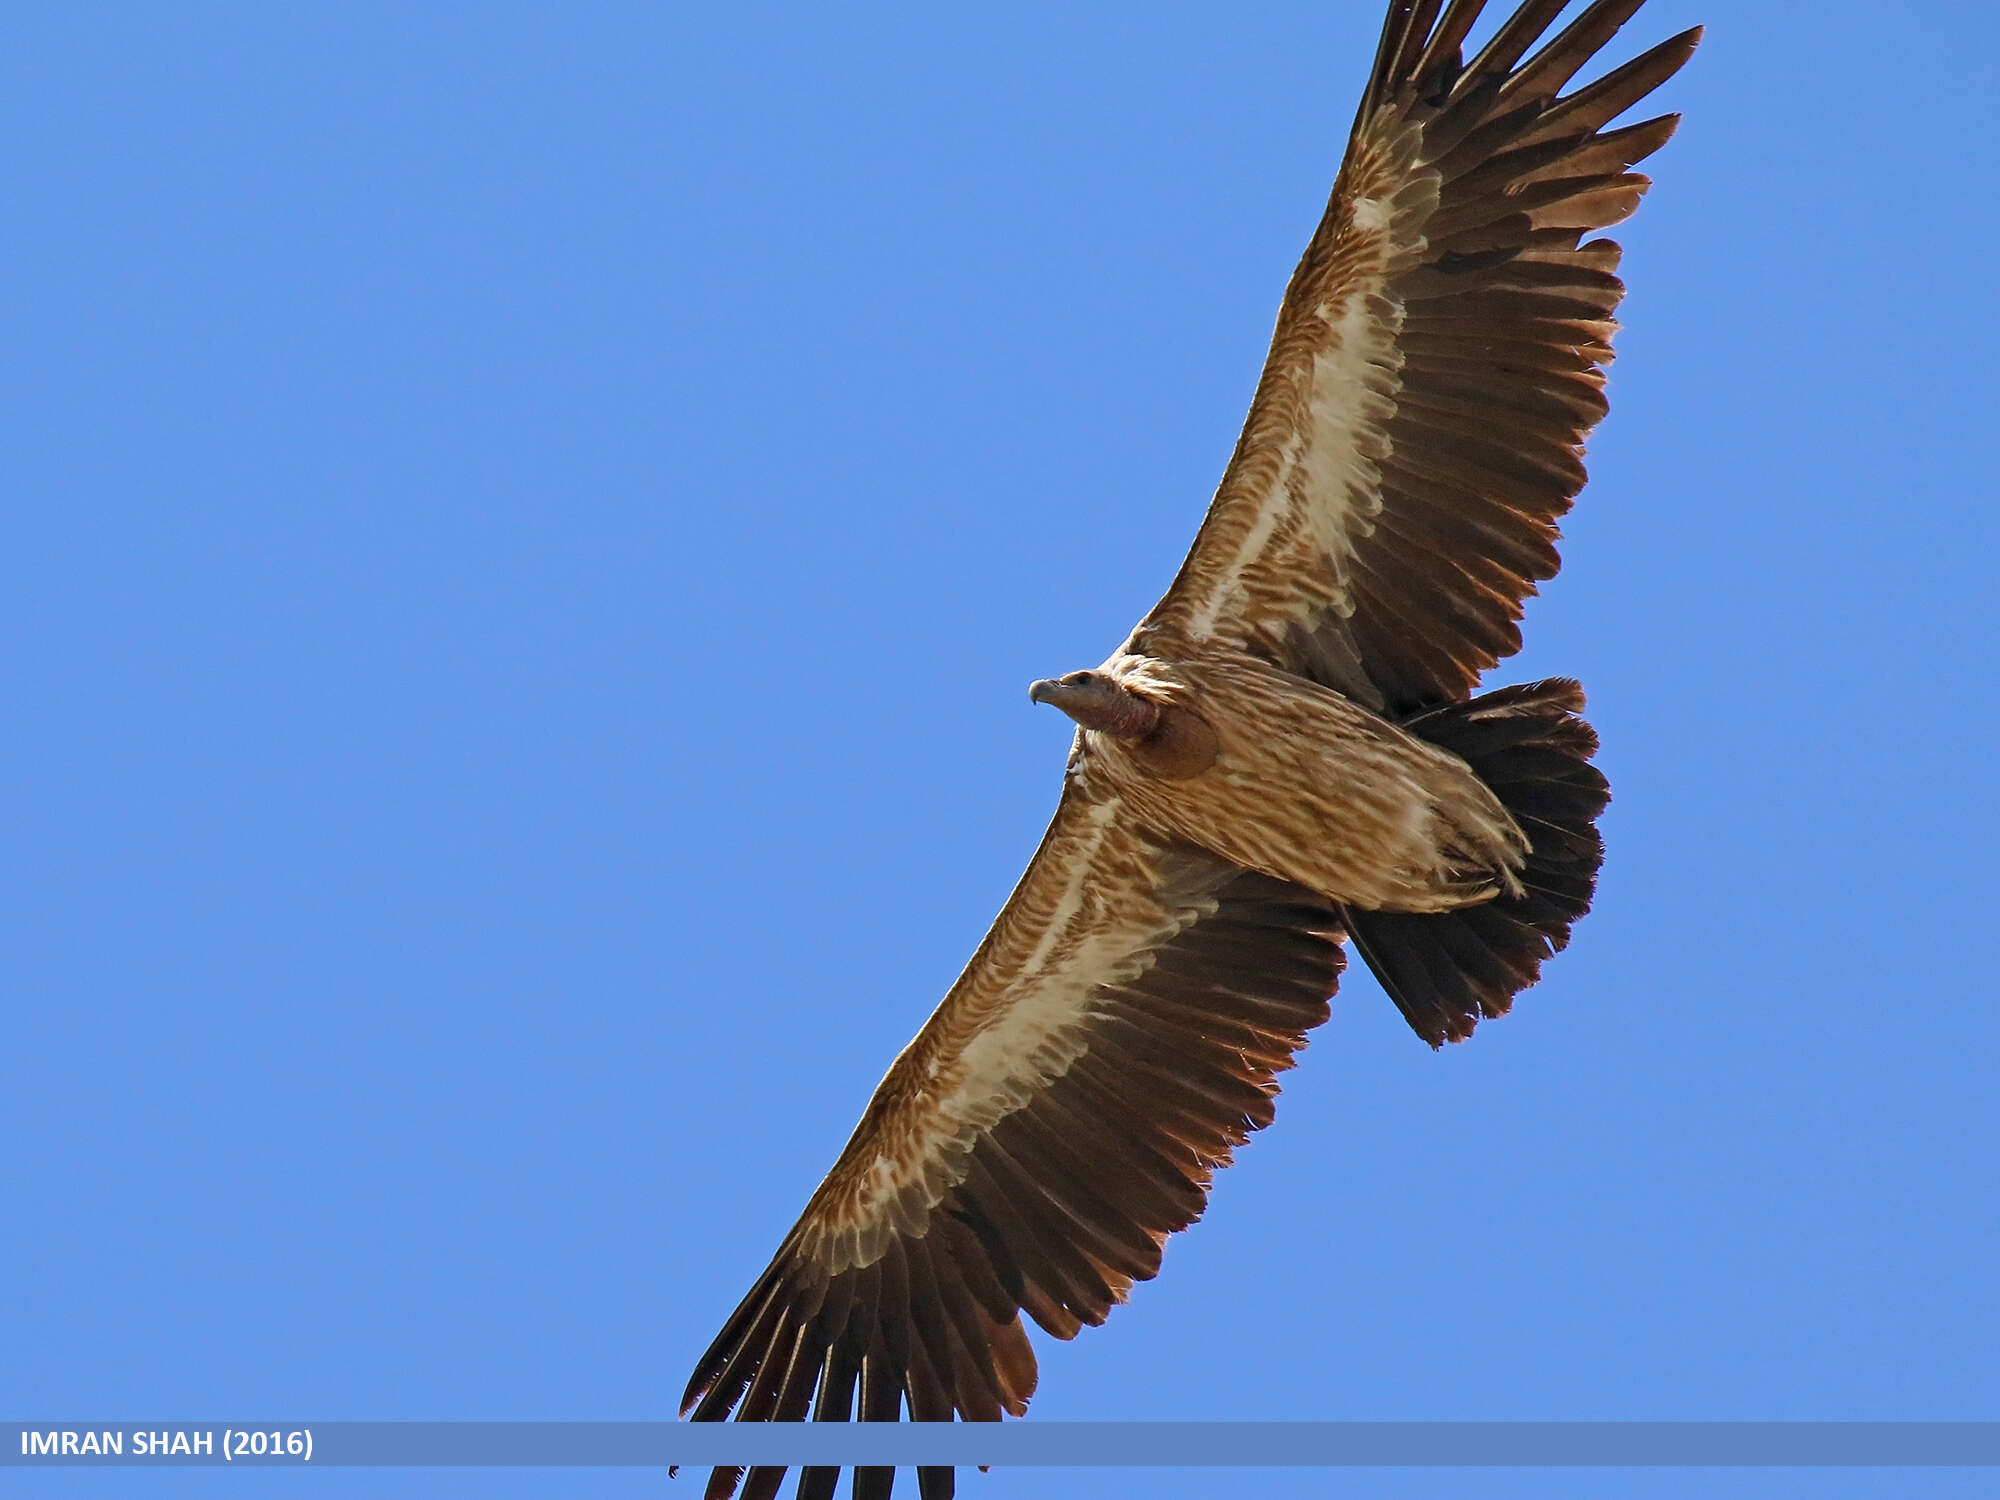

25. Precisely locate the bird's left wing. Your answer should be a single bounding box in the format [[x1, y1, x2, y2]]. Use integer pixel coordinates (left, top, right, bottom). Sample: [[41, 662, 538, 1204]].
[[681, 786, 1347, 1500], [1138, 0, 1699, 716]]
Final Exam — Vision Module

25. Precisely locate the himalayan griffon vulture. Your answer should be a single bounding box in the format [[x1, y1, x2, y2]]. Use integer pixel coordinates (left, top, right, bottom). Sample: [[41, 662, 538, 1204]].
[[684, 2, 1697, 1496]]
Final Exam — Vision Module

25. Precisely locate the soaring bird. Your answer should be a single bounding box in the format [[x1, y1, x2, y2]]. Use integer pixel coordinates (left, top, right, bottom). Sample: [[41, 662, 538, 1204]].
[[683, 2, 1697, 1496]]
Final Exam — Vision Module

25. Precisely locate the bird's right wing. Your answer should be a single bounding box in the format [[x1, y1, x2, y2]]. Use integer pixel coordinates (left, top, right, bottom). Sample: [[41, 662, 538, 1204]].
[[681, 785, 1348, 1500]]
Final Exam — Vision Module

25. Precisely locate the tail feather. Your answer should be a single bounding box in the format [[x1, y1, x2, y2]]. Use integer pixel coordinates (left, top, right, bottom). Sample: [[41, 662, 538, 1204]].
[[1348, 678, 1608, 1047]]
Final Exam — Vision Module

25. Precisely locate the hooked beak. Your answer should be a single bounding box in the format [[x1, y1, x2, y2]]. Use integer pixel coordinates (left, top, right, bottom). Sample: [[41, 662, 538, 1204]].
[[1028, 679, 1060, 706]]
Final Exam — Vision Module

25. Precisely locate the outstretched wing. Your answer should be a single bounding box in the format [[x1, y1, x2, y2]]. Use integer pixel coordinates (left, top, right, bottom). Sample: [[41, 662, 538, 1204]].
[[1138, 0, 1700, 715], [681, 787, 1347, 1500]]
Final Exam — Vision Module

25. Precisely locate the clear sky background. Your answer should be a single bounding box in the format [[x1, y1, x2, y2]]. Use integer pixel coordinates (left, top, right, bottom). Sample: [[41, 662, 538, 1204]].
[[6, 3, 1997, 1498]]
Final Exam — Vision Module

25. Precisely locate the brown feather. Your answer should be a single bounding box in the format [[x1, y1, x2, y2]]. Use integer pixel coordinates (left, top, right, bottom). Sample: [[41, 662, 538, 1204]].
[[1499, 0, 1650, 104], [1516, 28, 1703, 147], [1413, 0, 1491, 91], [1454, 0, 1571, 94], [958, 1145, 1117, 1324]]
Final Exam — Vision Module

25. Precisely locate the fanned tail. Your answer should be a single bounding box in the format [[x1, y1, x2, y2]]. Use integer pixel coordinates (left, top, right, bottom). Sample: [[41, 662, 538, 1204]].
[[1347, 678, 1608, 1046]]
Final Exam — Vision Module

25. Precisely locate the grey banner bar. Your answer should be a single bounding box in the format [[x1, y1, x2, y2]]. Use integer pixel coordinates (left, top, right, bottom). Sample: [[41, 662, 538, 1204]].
[[9, 1422, 1999, 1468]]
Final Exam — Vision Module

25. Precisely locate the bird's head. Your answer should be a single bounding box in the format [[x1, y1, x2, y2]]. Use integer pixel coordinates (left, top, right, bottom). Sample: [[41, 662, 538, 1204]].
[[1028, 669, 1161, 740]]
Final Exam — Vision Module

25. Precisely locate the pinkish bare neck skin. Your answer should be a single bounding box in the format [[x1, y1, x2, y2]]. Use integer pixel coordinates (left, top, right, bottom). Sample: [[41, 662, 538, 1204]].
[[1092, 687, 1161, 741]]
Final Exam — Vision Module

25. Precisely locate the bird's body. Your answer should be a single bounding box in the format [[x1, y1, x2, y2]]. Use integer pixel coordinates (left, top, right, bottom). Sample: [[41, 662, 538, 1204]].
[[1065, 650, 1526, 913], [683, 4, 1699, 1497]]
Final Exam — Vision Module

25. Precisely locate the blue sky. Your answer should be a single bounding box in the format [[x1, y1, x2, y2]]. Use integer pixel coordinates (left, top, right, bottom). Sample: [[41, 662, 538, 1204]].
[[6, 3, 1998, 1498]]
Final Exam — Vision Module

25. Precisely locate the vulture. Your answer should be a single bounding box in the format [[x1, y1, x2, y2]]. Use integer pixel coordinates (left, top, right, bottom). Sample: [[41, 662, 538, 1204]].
[[683, 2, 1697, 1496]]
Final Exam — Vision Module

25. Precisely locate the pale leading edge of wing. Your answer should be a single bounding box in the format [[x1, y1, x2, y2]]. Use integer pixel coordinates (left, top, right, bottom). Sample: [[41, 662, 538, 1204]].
[[681, 786, 1347, 1500], [1138, 0, 1701, 716]]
